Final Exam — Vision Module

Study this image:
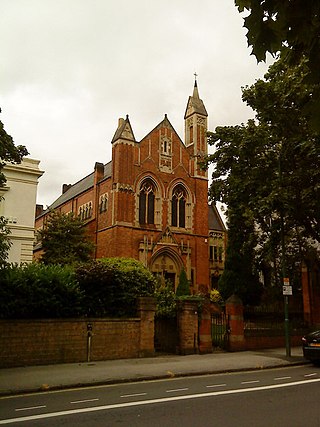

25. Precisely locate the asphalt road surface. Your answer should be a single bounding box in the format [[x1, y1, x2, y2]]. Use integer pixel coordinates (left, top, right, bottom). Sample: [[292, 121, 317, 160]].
[[1, 365, 319, 426]]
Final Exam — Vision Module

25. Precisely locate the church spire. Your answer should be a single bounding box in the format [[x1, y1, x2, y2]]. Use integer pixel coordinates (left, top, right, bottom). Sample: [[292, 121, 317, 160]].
[[184, 76, 208, 120], [193, 72, 200, 99], [184, 76, 208, 179]]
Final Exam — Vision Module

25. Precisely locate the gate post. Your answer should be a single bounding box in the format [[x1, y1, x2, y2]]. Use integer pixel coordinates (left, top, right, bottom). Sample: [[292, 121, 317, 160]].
[[199, 300, 213, 354], [225, 294, 245, 351], [177, 299, 199, 355], [137, 297, 156, 357]]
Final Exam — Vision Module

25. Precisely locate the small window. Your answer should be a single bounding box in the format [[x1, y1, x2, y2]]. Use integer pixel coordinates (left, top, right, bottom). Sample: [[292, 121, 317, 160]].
[[190, 125, 193, 143], [161, 138, 172, 156], [209, 245, 213, 261]]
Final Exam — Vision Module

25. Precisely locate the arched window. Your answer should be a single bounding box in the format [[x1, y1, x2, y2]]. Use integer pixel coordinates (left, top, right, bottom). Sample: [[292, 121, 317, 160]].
[[171, 185, 186, 228], [139, 180, 155, 225]]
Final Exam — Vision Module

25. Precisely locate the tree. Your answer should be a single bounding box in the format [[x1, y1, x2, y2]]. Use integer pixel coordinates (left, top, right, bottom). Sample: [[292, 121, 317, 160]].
[[38, 211, 95, 265], [0, 109, 28, 187], [235, 0, 320, 129], [205, 57, 320, 303], [176, 268, 190, 297], [0, 217, 11, 268], [0, 109, 28, 265]]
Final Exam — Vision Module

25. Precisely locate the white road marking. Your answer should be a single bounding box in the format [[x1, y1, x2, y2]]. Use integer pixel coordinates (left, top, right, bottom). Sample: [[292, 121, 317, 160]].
[[166, 388, 189, 393], [304, 373, 318, 377], [70, 399, 99, 404], [2, 378, 320, 425], [206, 384, 227, 388], [15, 406, 46, 412], [274, 376, 291, 381], [241, 380, 260, 385], [120, 393, 147, 398]]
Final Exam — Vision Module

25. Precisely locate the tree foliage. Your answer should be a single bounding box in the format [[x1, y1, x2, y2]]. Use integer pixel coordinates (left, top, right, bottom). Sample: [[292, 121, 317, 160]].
[[38, 211, 95, 265], [0, 109, 28, 187], [0, 217, 11, 268], [235, 0, 320, 129], [0, 109, 28, 264], [206, 57, 320, 303]]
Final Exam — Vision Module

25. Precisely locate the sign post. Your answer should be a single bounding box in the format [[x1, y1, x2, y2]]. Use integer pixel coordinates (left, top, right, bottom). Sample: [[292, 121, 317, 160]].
[[282, 278, 291, 357]]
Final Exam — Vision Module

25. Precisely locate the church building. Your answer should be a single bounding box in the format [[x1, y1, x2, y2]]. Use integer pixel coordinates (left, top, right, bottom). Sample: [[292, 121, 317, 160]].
[[35, 80, 226, 294]]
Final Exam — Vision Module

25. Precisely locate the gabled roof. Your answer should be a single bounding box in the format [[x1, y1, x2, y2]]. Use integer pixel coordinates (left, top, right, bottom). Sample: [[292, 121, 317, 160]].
[[208, 203, 226, 232], [141, 114, 184, 145], [38, 162, 112, 217]]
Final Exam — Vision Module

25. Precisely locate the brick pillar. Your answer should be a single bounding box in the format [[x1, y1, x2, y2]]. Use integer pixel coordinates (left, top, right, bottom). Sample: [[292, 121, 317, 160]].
[[137, 297, 156, 357], [301, 262, 312, 325], [198, 300, 213, 354], [226, 294, 245, 351], [177, 299, 199, 355]]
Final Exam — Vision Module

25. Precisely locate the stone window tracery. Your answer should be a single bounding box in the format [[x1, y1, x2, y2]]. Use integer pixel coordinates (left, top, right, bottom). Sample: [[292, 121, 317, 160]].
[[139, 180, 155, 225], [171, 185, 187, 228], [159, 136, 172, 172], [99, 193, 108, 213], [78, 202, 92, 221]]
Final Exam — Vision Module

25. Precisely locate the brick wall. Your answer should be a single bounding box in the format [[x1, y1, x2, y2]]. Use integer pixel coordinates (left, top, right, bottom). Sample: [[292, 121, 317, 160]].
[[226, 295, 305, 352], [0, 298, 156, 368], [244, 334, 303, 350]]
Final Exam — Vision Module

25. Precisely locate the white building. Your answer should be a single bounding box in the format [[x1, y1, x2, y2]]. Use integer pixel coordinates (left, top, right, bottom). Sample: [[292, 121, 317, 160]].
[[0, 158, 43, 264]]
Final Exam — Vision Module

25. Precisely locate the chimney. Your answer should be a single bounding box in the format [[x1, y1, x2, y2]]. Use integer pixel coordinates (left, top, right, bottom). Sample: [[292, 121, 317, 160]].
[[35, 204, 44, 217], [94, 162, 104, 185], [62, 184, 72, 194]]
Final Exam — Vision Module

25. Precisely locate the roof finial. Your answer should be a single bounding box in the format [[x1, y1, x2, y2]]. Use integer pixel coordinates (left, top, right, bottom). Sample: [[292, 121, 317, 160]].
[[194, 72, 198, 86]]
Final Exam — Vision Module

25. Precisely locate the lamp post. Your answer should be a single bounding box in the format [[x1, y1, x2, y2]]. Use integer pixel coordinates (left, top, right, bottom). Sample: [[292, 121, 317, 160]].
[[279, 147, 291, 357]]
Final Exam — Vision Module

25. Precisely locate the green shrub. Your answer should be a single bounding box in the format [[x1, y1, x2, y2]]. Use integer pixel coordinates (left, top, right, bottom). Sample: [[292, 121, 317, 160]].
[[154, 276, 177, 318], [76, 257, 155, 317], [0, 263, 83, 318], [209, 289, 224, 305], [176, 268, 190, 296]]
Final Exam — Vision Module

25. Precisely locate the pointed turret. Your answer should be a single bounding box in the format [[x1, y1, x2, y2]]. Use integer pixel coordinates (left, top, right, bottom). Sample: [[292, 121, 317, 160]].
[[111, 115, 136, 145], [184, 77, 208, 179]]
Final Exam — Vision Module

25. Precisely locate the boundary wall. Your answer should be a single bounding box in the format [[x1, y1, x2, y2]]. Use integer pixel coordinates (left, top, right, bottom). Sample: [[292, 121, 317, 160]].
[[0, 297, 155, 368]]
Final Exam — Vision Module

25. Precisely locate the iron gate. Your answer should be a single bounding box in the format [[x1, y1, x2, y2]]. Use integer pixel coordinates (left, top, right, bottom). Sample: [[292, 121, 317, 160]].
[[211, 311, 229, 350]]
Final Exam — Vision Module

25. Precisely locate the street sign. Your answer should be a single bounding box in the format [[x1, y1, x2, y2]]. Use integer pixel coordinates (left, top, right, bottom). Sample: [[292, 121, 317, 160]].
[[283, 285, 292, 295], [283, 278, 292, 295]]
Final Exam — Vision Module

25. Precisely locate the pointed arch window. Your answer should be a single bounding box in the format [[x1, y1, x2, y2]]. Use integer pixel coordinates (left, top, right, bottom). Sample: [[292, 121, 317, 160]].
[[139, 180, 155, 225], [171, 185, 186, 228]]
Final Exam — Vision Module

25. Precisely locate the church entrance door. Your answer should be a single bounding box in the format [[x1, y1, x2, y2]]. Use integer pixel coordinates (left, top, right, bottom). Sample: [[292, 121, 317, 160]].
[[150, 250, 182, 291]]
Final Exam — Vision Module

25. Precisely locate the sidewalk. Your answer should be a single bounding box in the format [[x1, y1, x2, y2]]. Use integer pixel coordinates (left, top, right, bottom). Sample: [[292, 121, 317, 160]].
[[0, 347, 307, 397]]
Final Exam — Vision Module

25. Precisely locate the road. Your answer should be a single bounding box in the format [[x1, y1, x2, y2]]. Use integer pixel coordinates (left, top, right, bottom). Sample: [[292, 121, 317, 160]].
[[0, 365, 319, 426]]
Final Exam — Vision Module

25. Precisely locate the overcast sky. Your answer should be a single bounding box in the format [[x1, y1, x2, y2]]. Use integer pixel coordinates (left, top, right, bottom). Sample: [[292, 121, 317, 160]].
[[1, 0, 272, 208]]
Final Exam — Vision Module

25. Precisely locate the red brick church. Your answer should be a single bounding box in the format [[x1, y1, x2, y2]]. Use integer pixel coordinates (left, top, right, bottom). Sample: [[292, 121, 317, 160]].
[[35, 80, 227, 294]]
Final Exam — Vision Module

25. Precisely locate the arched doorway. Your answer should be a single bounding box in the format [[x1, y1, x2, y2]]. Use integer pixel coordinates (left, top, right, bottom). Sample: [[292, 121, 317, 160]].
[[149, 248, 183, 291]]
